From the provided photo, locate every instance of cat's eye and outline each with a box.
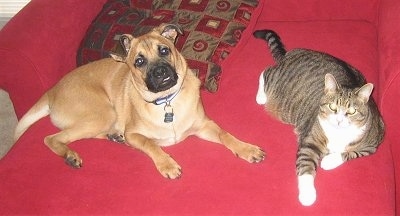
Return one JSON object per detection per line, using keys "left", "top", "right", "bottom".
{"left": 347, "top": 107, "right": 357, "bottom": 115}
{"left": 328, "top": 103, "right": 338, "bottom": 112}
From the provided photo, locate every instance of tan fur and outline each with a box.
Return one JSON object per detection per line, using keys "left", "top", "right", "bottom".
{"left": 14, "top": 24, "right": 264, "bottom": 179}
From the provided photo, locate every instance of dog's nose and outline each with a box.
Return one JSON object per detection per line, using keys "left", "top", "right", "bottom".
{"left": 146, "top": 63, "right": 178, "bottom": 93}
{"left": 154, "top": 67, "right": 167, "bottom": 78}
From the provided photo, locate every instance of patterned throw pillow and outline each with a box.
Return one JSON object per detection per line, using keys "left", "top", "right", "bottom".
{"left": 77, "top": 0, "right": 261, "bottom": 92}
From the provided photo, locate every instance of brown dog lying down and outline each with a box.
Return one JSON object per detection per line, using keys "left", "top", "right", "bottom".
{"left": 14, "top": 24, "right": 265, "bottom": 179}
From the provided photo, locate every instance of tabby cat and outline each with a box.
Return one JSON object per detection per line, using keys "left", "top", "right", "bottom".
{"left": 253, "top": 30, "right": 385, "bottom": 206}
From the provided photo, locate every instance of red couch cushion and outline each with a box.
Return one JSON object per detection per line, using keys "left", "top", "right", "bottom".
{"left": 0, "top": 18, "right": 394, "bottom": 215}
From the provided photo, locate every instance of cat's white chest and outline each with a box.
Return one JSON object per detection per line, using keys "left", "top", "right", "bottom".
{"left": 318, "top": 117, "right": 365, "bottom": 153}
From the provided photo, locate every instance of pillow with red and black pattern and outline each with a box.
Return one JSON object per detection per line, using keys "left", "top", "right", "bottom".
{"left": 77, "top": 0, "right": 261, "bottom": 92}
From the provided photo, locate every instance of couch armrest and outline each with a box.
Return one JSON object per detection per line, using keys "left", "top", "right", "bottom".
{"left": 258, "top": 0, "right": 379, "bottom": 23}
{"left": 0, "top": 0, "right": 107, "bottom": 118}
{"left": 378, "top": 0, "right": 400, "bottom": 208}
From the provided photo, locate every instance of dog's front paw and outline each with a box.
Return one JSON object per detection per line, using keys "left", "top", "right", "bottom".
{"left": 64, "top": 150, "right": 83, "bottom": 168}
{"left": 235, "top": 143, "right": 265, "bottom": 163}
{"left": 155, "top": 156, "right": 182, "bottom": 179}
{"left": 107, "top": 133, "right": 125, "bottom": 143}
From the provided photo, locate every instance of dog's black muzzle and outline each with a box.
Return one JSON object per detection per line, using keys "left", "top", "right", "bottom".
{"left": 145, "top": 62, "right": 178, "bottom": 93}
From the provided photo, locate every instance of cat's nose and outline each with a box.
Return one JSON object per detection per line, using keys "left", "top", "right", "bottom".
{"left": 336, "top": 113, "right": 345, "bottom": 125}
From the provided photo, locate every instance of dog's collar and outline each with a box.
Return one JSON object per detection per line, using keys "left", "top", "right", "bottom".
{"left": 151, "top": 90, "right": 180, "bottom": 105}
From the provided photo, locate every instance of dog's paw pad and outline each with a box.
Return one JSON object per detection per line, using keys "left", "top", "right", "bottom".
{"left": 251, "top": 147, "right": 266, "bottom": 163}
{"left": 237, "top": 144, "right": 266, "bottom": 163}
{"left": 107, "top": 133, "right": 125, "bottom": 143}
{"left": 156, "top": 156, "right": 182, "bottom": 179}
{"left": 64, "top": 151, "right": 82, "bottom": 168}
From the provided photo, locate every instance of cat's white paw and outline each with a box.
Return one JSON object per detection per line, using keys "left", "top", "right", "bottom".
{"left": 321, "top": 153, "right": 344, "bottom": 170}
{"left": 256, "top": 72, "right": 267, "bottom": 105}
{"left": 298, "top": 174, "right": 317, "bottom": 206}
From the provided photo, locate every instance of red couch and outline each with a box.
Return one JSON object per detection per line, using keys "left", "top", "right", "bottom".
{"left": 1, "top": 0, "right": 399, "bottom": 215}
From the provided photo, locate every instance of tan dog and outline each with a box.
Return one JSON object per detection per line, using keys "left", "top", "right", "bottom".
{"left": 14, "top": 24, "right": 265, "bottom": 179}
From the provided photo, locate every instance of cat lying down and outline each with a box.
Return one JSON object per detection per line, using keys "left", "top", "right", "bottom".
{"left": 253, "top": 29, "right": 385, "bottom": 206}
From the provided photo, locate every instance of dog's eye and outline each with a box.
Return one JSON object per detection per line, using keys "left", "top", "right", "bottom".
{"left": 135, "top": 56, "right": 146, "bottom": 67}
{"left": 159, "top": 47, "right": 170, "bottom": 56}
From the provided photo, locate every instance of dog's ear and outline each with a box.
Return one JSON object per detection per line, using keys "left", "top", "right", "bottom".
{"left": 157, "top": 23, "right": 183, "bottom": 43}
{"left": 110, "top": 34, "right": 134, "bottom": 62}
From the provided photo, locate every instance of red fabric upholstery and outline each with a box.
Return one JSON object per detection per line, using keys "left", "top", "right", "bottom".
{"left": 0, "top": 0, "right": 398, "bottom": 215}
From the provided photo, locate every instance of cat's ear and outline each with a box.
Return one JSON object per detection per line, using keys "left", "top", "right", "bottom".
{"left": 324, "top": 73, "right": 339, "bottom": 94}
{"left": 356, "top": 83, "right": 374, "bottom": 103}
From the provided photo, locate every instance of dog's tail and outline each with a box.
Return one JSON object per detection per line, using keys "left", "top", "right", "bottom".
{"left": 14, "top": 94, "right": 50, "bottom": 142}
{"left": 253, "top": 29, "right": 287, "bottom": 63}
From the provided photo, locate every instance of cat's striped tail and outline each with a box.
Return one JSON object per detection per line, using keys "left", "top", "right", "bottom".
{"left": 253, "top": 29, "right": 287, "bottom": 63}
